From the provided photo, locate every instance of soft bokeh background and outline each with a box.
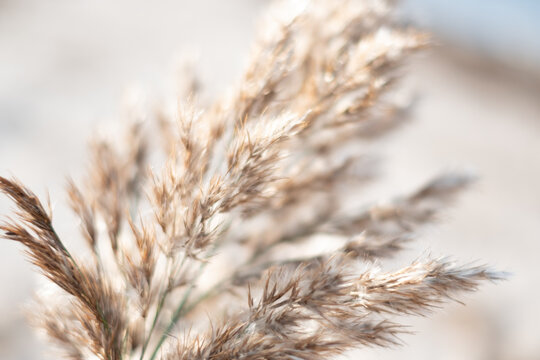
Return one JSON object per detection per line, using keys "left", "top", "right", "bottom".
{"left": 1, "top": 1, "right": 539, "bottom": 359}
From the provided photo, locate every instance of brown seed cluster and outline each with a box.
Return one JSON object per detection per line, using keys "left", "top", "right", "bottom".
{"left": 0, "top": 1, "right": 503, "bottom": 360}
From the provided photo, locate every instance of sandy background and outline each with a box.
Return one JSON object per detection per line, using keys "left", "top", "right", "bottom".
{"left": 1, "top": 1, "right": 539, "bottom": 359}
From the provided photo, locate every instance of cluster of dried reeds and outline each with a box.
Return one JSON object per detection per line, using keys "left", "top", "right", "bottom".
{"left": 0, "top": 0, "right": 503, "bottom": 359}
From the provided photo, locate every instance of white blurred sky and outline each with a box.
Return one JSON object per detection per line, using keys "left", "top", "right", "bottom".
{"left": 402, "top": 0, "right": 540, "bottom": 71}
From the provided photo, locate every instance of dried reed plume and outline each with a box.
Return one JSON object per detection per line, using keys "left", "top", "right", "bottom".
{"left": 1, "top": 0, "right": 504, "bottom": 359}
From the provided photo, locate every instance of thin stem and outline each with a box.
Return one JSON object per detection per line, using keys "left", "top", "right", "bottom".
{"left": 181, "top": 282, "right": 225, "bottom": 316}
{"left": 148, "top": 260, "right": 208, "bottom": 360}
{"left": 139, "top": 254, "right": 187, "bottom": 360}
{"left": 138, "top": 290, "right": 168, "bottom": 360}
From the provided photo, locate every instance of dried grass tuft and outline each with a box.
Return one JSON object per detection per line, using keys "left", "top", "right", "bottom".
{"left": 1, "top": 1, "right": 504, "bottom": 359}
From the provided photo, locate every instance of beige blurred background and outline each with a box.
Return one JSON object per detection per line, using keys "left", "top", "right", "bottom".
{"left": 1, "top": 1, "right": 539, "bottom": 359}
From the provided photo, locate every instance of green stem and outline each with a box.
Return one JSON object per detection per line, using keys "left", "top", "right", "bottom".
{"left": 139, "top": 292, "right": 167, "bottom": 360}
{"left": 139, "top": 255, "right": 186, "bottom": 360}
{"left": 148, "top": 260, "right": 208, "bottom": 360}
